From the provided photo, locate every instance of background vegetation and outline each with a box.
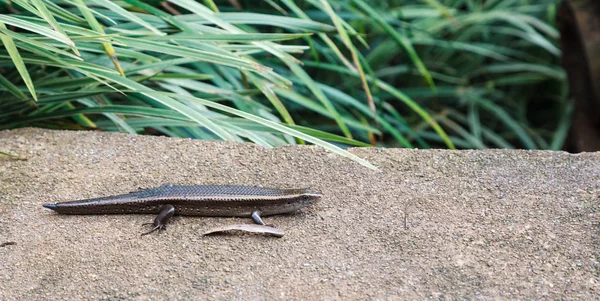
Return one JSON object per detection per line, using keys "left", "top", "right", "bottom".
{"left": 0, "top": 0, "right": 566, "bottom": 168}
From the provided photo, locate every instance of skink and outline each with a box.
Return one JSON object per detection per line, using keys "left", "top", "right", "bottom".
{"left": 42, "top": 184, "right": 322, "bottom": 235}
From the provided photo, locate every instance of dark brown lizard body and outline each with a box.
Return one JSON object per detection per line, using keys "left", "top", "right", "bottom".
{"left": 43, "top": 184, "right": 321, "bottom": 235}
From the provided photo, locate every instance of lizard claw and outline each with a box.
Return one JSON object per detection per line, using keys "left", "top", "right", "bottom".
{"left": 141, "top": 224, "right": 166, "bottom": 236}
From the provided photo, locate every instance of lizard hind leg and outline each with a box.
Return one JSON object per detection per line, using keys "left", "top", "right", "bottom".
{"left": 141, "top": 204, "right": 175, "bottom": 236}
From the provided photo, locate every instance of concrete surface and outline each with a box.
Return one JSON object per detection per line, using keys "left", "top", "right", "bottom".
{"left": 0, "top": 128, "right": 598, "bottom": 300}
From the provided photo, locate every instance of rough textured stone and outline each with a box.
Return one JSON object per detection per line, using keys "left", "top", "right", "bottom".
{"left": 0, "top": 128, "right": 598, "bottom": 299}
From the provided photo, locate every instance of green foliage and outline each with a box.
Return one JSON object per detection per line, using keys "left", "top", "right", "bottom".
{"left": 0, "top": 0, "right": 566, "bottom": 168}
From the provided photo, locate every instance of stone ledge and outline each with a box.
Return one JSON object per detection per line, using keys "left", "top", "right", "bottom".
{"left": 0, "top": 128, "right": 598, "bottom": 299}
